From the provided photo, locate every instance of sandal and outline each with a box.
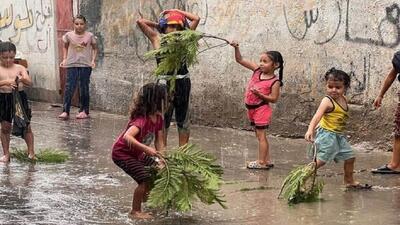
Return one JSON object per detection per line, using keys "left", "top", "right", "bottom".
{"left": 346, "top": 183, "right": 372, "bottom": 190}
{"left": 247, "top": 161, "right": 272, "bottom": 170}
{"left": 371, "top": 164, "right": 400, "bottom": 174}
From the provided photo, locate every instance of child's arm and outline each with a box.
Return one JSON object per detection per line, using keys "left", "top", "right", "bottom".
{"left": 60, "top": 42, "right": 69, "bottom": 67}
{"left": 154, "top": 129, "right": 166, "bottom": 155}
{"left": 251, "top": 81, "right": 281, "bottom": 103}
{"left": 18, "top": 67, "right": 32, "bottom": 87}
{"left": 136, "top": 18, "right": 160, "bottom": 49}
{"left": 230, "top": 41, "right": 258, "bottom": 71}
{"left": 90, "top": 40, "right": 98, "bottom": 68}
{"left": 123, "top": 126, "right": 158, "bottom": 156}
{"left": 164, "top": 9, "right": 200, "bottom": 30}
{"left": 304, "top": 97, "right": 332, "bottom": 142}
{"left": 374, "top": 67, "right": 397, "bottom": 108}
{"left": 0, "top": 79, "right": 17, "bottom": 89}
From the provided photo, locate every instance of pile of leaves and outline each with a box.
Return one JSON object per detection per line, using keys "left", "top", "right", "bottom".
{"left": 278, "top": 162, "right": 324, "bottom": 204}
{"left": 145, "top": 30, "right": 202, "bottom": 77}
{"left": 147, "top": 143, "right": 226, "bottom": 212}
{"left": 11, "top": 148, "right": 70, "bottom": 163}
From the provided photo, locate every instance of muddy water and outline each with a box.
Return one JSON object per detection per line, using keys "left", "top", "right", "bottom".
{"left": 1, "top": 102, "right": 400, "bottom": 225}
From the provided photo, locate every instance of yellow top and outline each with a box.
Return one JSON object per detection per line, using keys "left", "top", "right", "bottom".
{"left": 319, "top": 96, "right": 349, "bottom": 133}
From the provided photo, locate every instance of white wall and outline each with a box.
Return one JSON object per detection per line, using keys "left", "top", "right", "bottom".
{"left": 0, "top": 0, "right": 58, "bottom": 94}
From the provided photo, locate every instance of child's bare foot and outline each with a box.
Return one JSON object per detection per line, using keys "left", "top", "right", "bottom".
{"left": 128, "top": 211, "right": 153, "bottom": 220}
{"left": 0, "top": 155, "right": 10, "bottom": 163}
{"left": 28, "top": 154, "right": 36, "bottom": 160}
{"left": 58, "top": 112, "right": 69, "bottom": 120}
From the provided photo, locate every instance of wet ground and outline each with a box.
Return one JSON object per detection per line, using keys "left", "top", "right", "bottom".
{"left": 1, "top": 102, "right": 400, "bottom": 225}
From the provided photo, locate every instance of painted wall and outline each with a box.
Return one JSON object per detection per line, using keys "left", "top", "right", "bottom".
{"left": 0, "top": 0, "right": 58, "bottom": 101}
{"left": 84, "top": 0, "right": 400, "bottom": 140}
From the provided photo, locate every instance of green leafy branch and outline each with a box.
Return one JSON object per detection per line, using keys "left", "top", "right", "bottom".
{"left": 147, "top": 143, "right": 226, "bottom": 212}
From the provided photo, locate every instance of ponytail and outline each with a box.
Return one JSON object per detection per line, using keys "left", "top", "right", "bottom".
{"left": 266, "top": 51, "right": 284, "bottom": 86}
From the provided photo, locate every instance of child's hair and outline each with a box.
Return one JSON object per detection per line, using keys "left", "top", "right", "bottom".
{"left": 130, "top": 83, "right": 167, "bottom": 119}
{"left": 265, "top": 51, "right": 284, "bottom": 86}
{"left": 73, "top": 14, "right": 87, "bottom": 23}
{"left": 0, "top": 41, "right": 16, "bottom": 53}
{"left": 324, "top": 67, "right": 351, "bottom": 88}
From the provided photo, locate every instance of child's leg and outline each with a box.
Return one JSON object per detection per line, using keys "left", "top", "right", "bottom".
{"left": 255, "top": 128, "right": 270, "bottom": 165}
{"left": 130, "top": 182, "right": 153, "bottom": 219}
{"left": 24, "top": 125, "right": 34, "bottom": 159}
{"left": 343, "top": 157, "right": 356, "bottom": 185}
{"left": 62, "top": 68, "right": 79, "bottom": 115}
{"left": 0, "top": 121, "right": 12, "bottom": 162}
{"left": 388, "top": 137, "right": 400, "bottom": 169}
{"left": 78, "top": 67, "right": 91, "bottom": 115}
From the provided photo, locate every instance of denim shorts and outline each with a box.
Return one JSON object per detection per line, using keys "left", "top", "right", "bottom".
{"left": 314, "top": 127, "right": 355, "bottom": 163}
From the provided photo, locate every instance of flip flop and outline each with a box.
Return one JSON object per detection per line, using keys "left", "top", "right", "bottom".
{"left": 247, "top": 161, "right": 271, "bottom": 170}
{"left": 345, "top": 183, "right": 372, "bottom": 190}
{"left": 371, "top": 164, "right": 400, "bottom": 174}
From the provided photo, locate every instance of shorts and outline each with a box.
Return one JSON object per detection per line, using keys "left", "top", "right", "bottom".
{"left": 0, "top": 91, "right": 32, "bottom": 123}
{"left": 246, "top": 104, "right": 272, "bottom": 129}
{"left": 113, "top": 155, "right": 156, "bottom": 184}
{"left": 394, "top": 92, "right": 400, "bottom": 137}
{"left": 163, "top": 77, "right": 191, "bottom": 133}
{"left": 314, "top": 127, "right": 355, "bottom": 163}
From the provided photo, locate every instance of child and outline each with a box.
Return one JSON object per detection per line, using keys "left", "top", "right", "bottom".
{"left": 305, "top": 68, "right": 370, "bottom": 189}
{"left": 0, "top": 41, "right": 35, "bottom": 162}
{"left": 230, "top": 41, "right": 284, "bottom": 169}
{"left": 372, "top": 51, "right": 400, "bottom": 174}
{"left": 136, "top": 9, "right": 200, "bottom": 146}
{"left": 59, "top": 15, "right": 98, "bottom": 120}
{"left": 112, "top": 83, "right": 167, "bottom": 219}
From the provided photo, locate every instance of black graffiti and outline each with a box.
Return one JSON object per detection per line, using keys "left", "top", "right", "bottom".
{"left": 304, "top": 8, "right": 318, "bottom": 28}
{"left": 346, "top": 1, "right": 400, "bottom": 48}
{"left": 348, "top": 55, "right": 370, "bottom": 93}
{"left": 284, "top": 1, "right": 400, "bottom": 48}
{"left": 283, "top": 2, "right": 341, "bottom": 44}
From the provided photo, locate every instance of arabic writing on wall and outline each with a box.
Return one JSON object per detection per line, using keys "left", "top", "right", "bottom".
{"left": 0, "top": 0, "right": 53, "bottom": 53}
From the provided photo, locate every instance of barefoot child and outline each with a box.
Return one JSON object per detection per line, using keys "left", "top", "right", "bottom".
{"left": 230, "top": 41, "right": 284, "bottom": 169}
{"left": 137, "top": 9, "right": 200, "bottom": 146}
{"left": 0, "top": 41, "right": 35, "bottom": 162}
{"left": 112, "top": 83, "right": 167, "bottom": 219}
{"left": 305, "top": 68, "right": 370, "bottom": 189}
{"left": 59, "top": 15, "right": 97, "bottom": 120}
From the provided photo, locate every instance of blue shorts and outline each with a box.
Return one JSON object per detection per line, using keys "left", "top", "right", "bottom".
{"left": 315, "top": 128, "right": 355, "bottom": 163}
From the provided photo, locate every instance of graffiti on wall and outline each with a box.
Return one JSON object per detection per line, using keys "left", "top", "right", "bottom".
{"left": 284, "top": 0, "right": 400, "bottom": 48}
{"left": 0, "top": 0, "right": 53, "bottom": 53}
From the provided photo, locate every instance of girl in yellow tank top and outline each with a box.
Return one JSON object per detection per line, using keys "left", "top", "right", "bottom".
{"left": 319, "top": 95, "right": 349, "bottom": 133}
{"left": 304, "top": 68, "right": 371, "bottom": 190}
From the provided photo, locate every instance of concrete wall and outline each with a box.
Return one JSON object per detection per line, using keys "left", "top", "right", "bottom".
{"left": 0, "top": 0, "right": 58, "bottom": 102}
{"left": 84, "top": 0, "right": 400, "bottom": 141}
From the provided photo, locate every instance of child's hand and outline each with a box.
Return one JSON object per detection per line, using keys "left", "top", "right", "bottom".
{"left": 230, "top": 40, "right": 239, "bottom": 48}
{"left": 250, "top": 87, "right": 261, "bottom": 96}
{"left": 146, "top": 147, "right": 158, "bottom": 156}
{"left": 373, "top": 96, "right": 383, "bottom": 109}
{"left": 60, "top": 59, "right": 66, "bottom": 67}
{"left": 304, "top": 130, "right": 315, "bottom": 142}
{"left": 91, "top": 61, "right": 96, "bottom": 69}
{"left": 4, "top": 79, "right": 17, "bottom": 89}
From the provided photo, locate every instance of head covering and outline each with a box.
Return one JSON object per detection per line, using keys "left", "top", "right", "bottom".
{"left": 165, "top": 11, "right": 185, "bottom": 27}
{"left": 392, "top": 51, "right": 400, "bottom": 73}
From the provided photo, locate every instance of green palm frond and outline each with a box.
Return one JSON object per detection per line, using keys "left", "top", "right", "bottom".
{"left": 147, "top": 144, "right": 226, "bottom": 212}
{"left": 278, "top": 162, "right": 324, "bottom": 204}
{"left": 145, "top": 30, "right": 202, "bottom": 77}
{"left": 11, "top": 147, "right": 70, "bottom": 163}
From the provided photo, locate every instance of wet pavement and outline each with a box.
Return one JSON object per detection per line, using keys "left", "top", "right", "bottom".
{"left": 1, "top": 102, "right": 400, "bottom": 225}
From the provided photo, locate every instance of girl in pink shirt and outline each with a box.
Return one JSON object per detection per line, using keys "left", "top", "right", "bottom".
{"left": 59, "top": 15, "right": 97, "bottom": 120}
{"left": 230, "top": 41, "right": 284, "bottom": 169}
{"left": 112, "top": 83, "right": 167, "bottom": 220}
